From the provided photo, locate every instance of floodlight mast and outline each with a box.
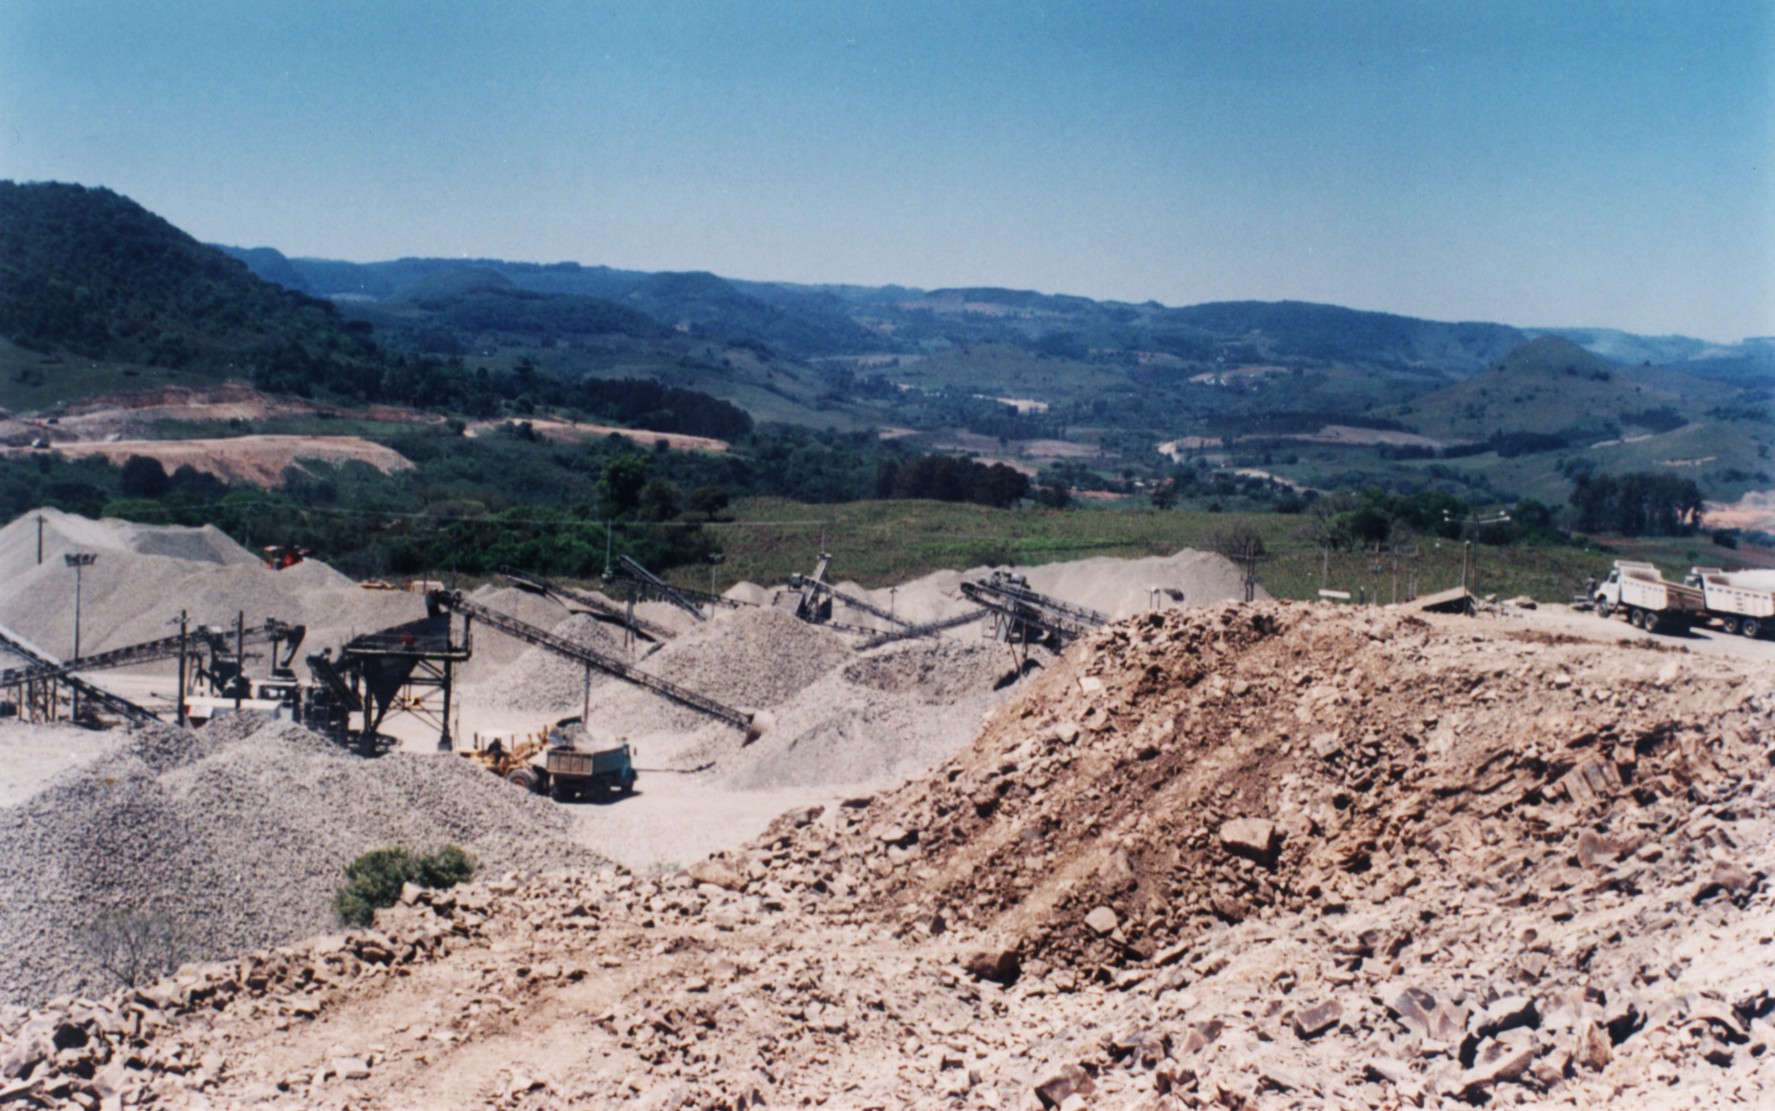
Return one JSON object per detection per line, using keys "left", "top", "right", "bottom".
{"left": 64, "top": 552, "right": 96, "bottom": 719}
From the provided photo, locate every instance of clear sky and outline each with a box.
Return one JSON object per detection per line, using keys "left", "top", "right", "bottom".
{"left": 4, "top": 1, "right": 1771, "bottom": 342}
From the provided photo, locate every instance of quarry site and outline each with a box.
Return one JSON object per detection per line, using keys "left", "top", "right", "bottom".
{"left": 1, "top": 508, "right": 1773, "bottom": 1109}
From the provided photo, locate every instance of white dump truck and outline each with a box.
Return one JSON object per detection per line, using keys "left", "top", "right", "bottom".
{"left": 1593, "top": 561, "right": 1705, "bottom": 633}
{"left": 1685, "top": 567, "right": 1775, "bottom": 638}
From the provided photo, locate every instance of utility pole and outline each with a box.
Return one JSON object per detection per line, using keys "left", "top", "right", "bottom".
{"left": 64, "top": 552, "right": 96, "bottom": 720}
{"left": 234, "top": 611, "right": 244, "bottom": 712}
{"left": 36, "top": 514, "right": 45, "bottom": 565}
{"left": 176, "top": 610, "right": 189, "bottom": 727}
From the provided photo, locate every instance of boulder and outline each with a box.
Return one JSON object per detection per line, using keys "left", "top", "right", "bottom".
{"left": 1220, "top": 819, "right": 1279, "bottom": 864}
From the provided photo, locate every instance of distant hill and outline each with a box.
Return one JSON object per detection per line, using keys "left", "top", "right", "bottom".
{"left": 1386, "top": 336, "right": 1738, "bottom": 442}
{"left": 1, "top": 183, "right": 390, "bottom": 399}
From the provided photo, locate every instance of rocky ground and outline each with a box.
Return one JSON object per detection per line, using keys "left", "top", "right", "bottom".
{"left": 5, "top": 601, "right": 1772, "bottom": 1108}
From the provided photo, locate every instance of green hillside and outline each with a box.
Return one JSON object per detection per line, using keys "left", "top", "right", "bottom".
{"left": 1388, "top": 337, "right": 1737, "bottom": 441}
{"left": 0, "top": 182, "right": 391, "bottom": 401}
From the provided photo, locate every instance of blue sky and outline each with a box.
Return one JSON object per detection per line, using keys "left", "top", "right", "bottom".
{"left": 4, "top": 1, "right": 1771, "bottom": 341}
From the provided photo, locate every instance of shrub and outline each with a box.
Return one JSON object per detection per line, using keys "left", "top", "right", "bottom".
{"left": 334, "top": 844, "right": 477, "bottom": 927}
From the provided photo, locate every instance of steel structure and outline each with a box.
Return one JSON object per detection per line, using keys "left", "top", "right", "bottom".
{"left": 959, "top": 572, "right": 1111, "bottom": 652}
{"left": 502, "top": 566, "right": 674, "bottom": 643}
{"left": 854, "top": 608, "right": 990, "bottom": 650}
{"left": 432, "top": 590, "right": 753, "bottom": 732}
{"left": 0, "top": 620, "right": 160, "bottom": 726}
{"left": 310, "top": 598, "right": 470, "bottom": 752}
{"left": 787, "top": 552, "right": 913, "bottom": 631}
{"left": 615, "top": 555, "right": 707, "bottom": 622}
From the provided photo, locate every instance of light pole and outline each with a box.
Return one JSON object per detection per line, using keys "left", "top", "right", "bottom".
{"left": 64, "top": 552, "right": 96, "bottom": 719}
{"left": 708, "top": 551, "right": 725, "bottom": 598}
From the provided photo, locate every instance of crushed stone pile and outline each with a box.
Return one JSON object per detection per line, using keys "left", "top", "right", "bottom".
{"left": 5, "top": 605, "right": 1775, "bottom": 1107}
{"left": 718, "top": 636, "right": 1030, "bottom": 792}
{"left": 0, "top": 508, "right": 422, "bottom": 660}
{"left": 485, "top": 604, "right": 845, "bottom": 731}
{"left": 838, "top": 548, "right": 1256, "bottom": 630}
{"left": 0, "top": 714, "right": 602, "bottom": 1009}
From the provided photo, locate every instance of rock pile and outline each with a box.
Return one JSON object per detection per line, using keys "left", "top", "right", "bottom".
{"left": 0, "top": 715, "right": 601, "bottom": 1009}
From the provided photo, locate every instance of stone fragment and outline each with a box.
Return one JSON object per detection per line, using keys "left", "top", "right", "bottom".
{"left": 1219, "top": 819, "right": 1279, "bottom": 864}
{"left": 1390, "top": 987, "right": 1467, "bottom": 1044}
{"left": 685, "top": 858, "right": 746, "bottom": 892}
{"left": 1462, "top": 1037, "right": 1534, "bottom": 1093}
{"left": 1573, "top": 1022, "right": 1611, "bottom": 1072}
{"left": 1034, "top": 1062, "right": 1096, "bottom": 1108}
{"left": 334, "top": 1056, "right": 371, "bottom": 1080}
{"left": 1292, "top": 998, "right": 1342, "bottom": 1040}
{"left": 1694, "top": 860, "right": 1757, "bottom": 902}
{"left": 963, "top": 949, "right": 1022, "bottom": 986}
{"left": 1084, "top": 906, "right": 1119, "bottom": 936}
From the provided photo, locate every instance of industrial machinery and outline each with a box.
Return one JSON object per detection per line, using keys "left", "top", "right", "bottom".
{"left": 299, "top": 597, "right": 470, "bottom": 752}
{"left": 430, "top": 590, "right": 758, "bottom": 737}
{"left": 0, "top": 616, "right": 308, "bottom": 727}
{"left": 0, "top": 620, "right": 161, "bottom": 726}
{"left": 959, "top": 571, "right": 1110, "bottom": 657}
{"left": 502, "top": 566, "right": 675, "bottom": 644}
{"left": 784, "top": 551, "right": 916, "bottom": 635}
{"left": 854, "top": 608, "right": 990, "bottom": 650}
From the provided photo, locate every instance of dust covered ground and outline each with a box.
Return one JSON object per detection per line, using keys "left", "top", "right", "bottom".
{"left": 7, "top": 602, "right": 1774, "bottom": 1108}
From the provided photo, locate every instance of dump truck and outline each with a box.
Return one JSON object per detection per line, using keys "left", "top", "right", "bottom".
{"left": 503, "top": 718, "right": 637, "bottom": 801}
{"left": 1685, "top": 567, "right": 1775, "bottom": 638}
{"left": 1592, "top": 561, "right": 1705, "bottom": 633}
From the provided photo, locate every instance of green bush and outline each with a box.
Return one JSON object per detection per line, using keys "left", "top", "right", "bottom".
{"left": 334, "top": 844, "right": 477, "bottom": 927}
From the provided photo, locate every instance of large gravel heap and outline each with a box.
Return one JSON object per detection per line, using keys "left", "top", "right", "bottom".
{"left": 0, "top": 508, "right": 422, "bottom": 658}
{"left": 0, "top": 713, "right": 600, "bottom": 1008}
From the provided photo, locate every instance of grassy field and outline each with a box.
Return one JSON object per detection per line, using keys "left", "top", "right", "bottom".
{"left": 0, "top": 339, "right": 220, "bottom": 411}
{"left": 655, "top": 498, "right": 1769, "bottom": 605}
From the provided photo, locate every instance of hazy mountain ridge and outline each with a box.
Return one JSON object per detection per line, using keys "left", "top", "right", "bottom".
{"left": 220, "top": 244, "right": 1774, "bottom": 384}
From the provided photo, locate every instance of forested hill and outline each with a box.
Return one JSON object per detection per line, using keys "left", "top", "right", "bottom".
{"left": 0, "top": 182, "right": 391, "bottom": 397}
{"left": 222, "top": 246, "right": 1775, "bottom": 385}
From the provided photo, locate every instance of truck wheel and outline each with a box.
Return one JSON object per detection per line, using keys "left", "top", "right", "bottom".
{"left": 507, "top": 768, "right": 540, "bottom": 793}
{"left": 1628, "top": 608, "right": 1645, "bottom": 629}
{"left": 1720, "top": 616, "right": 1740, "bottom": 636}
{"left": 1596, "top": 599, "right": 1614, "bottom": 618}
{"left": 1745, "top": 618, "right": 1762, "bottom": 639}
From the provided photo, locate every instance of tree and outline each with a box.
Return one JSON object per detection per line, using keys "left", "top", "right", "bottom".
{"left": 119, "top": 454, "right": 170, "bottom": 499}
{"left": 637, "top": 478, "right": 684, "bottom": 521}
{"left": 688, "top": 484, "right": 731, "bottom": 521}
{"left": 597, "top": 454, "right": 650, "bottom": 515}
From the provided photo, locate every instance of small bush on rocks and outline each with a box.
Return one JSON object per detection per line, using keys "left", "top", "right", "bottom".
{"left": 335, "top": 844, "right": 477, "bottom": 927}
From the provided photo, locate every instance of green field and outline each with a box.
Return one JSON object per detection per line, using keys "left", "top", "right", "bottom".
{"left": 652, "top": 498, "right": 1763, "bottom": 605}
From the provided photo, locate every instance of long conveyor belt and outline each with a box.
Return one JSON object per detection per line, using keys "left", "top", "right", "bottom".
{"left": 0, "top": 620, "right": 161, "bottom": 725}
{"left": 433, "top": 592, "right": 751, "bottom": 731}
{"left": 501, "top": 567, "right": 675, "bottom": 642}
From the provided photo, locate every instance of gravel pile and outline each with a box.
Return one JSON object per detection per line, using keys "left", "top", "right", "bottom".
{"left": 484, "top": 611, "right": 636, "bottom": 715}
{"left": 0, "top": 714, "right": 601, "bottom": 1008}
{"left": 0, "top": 508, "right": 422, "bottom": 660}
{"left": 717, "top": 638, "right": 1029, "bottom": 792}
{"left": 485, "top": 605, "right": 846, "bottom": 732}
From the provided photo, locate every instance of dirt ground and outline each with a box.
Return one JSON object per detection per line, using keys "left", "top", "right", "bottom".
{"left": 463, "top": 419, "right": 729, "bottom": 453}
{"left": 0, "top": 436, "right": 414, "bottom": 487}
